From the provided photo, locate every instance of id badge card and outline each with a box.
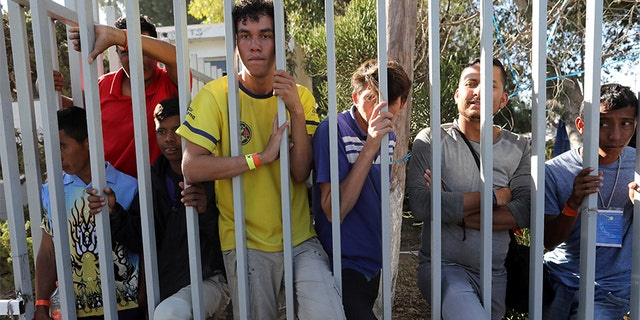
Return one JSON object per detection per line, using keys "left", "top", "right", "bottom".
{"left": 596, "top": 208, "right": 623, "bottom": 247}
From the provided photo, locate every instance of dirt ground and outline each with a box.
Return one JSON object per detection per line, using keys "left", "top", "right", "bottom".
{"left": 393, "top": 213, "right": 430, "bottom": 319}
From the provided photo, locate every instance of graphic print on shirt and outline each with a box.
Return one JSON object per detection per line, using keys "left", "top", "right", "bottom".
{"left": 58, "top": 196, "right": 139, "bottom": 316}
{"left": 240, "top": 121, "right": 252, "bottom": 145}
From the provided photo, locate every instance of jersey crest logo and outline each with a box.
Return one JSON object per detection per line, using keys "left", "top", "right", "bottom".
{"left": 240, "top": 121, "right": 252, "bottom": 145}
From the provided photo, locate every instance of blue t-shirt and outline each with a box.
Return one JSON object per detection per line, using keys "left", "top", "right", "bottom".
{"left": 544, "top": 147, "right": 634, "bottom": 300}
{"left": 41, "top": 162, "right": 140, "bottom": 317}
{"left": 312, "top": 106, "right": 395, "bottom": 280}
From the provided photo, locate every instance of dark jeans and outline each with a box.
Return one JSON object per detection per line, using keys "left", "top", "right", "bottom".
{"left": 79, "top": 307, "right": 145, "bottom": 320}
{"left": 342, "top": 268, "right": 381, "bottom": 320}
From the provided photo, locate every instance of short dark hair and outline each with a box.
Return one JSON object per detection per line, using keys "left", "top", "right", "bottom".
{"left": 579, "top": 83, "right": 639, "bottom": 117}
{"left": 463, "top": 58, "right": 508, "bottom": 90}
{"left": 232, "top": 0, "right": 274, "bottom": 34}
{"left": 154, "top": 97, "right": 180, "bottom": 122}
{"left": 351, "top": 59, "right": 412, "bottom": 105}
{"left": 114, "top": 15, "right": 158, "bottom": 38}
{"left": 57, "top": 106, "right": 88, "bottom": 143}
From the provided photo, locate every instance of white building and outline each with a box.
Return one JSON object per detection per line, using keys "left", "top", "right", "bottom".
{"left": 157, "top": 23, "right": 228, "bottom": 78}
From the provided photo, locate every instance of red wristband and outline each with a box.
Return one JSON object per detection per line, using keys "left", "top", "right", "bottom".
{"left": 252, "top": 153, "right": 261, "bottom": 168}
{"left": 562, "top": 203, "right": 580, "bottom": 217}
{"left": 35, "top": 299, "right": 51, "bottom": 307}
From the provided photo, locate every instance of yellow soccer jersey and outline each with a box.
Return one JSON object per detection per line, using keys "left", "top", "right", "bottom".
{"left": 177, "top": 76, "right": 319, "bottom": 252}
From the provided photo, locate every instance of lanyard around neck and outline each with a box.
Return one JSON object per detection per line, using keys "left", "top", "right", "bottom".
{"left": 597, "top": 156, "right": 622, "bottom": 209}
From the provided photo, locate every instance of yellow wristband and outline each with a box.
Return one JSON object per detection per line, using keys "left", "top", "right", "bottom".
{"left": 245, "top": 154, "right": 256, "bottom": 170}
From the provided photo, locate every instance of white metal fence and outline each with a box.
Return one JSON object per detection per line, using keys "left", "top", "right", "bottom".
{"left": 1, "top": 0, "right": 638, "bottom": 319}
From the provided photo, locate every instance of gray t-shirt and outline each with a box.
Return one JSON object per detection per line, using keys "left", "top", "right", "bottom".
{"left": 407, "top": 123, "right": 531, "bottom": 272}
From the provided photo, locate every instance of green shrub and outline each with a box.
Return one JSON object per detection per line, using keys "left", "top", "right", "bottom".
{"left": 0, "top": 208, "right": 35, "bottom": 298}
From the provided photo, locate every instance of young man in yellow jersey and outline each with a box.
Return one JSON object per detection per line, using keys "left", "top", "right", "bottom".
{"left": 176, "top": 0, "right": 344, "bottom": 319}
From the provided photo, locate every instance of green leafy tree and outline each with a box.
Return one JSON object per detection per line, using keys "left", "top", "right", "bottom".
{"left": 0, "top": 212, "right": 34, "bottom": 297}
{"left": 289, "top": 0, "right": 378, "bottom": 119}
{"left": 96, "top": 0, "right": 204, "bottom": 27}
{"left": 3, "top": 10, "right": 36, "bottom": 101}
{"left": 3, "top": 10, "right": 71, "bottom": 101}
{"left": 139, "top": 0, "right": 203, "bottom": 27}
{"left": 188, "top": 0, "right": 225, "bottom": 24}
{"left": 489, "top": 0, "right": 639, "bottom": 142}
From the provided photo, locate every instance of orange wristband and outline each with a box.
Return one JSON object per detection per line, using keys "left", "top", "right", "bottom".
{"left": 35, "top": 299, "right": 51, "bottom": 307}
{"left": 252, "top": 153, "right": 261, "bottom": 168}
{"left": 562, "top": 203, "right": 580, "bottom": 217}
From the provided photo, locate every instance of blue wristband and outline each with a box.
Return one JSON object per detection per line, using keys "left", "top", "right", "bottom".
{"left": 492, "top": 191, "right": 497, "bottom": 207}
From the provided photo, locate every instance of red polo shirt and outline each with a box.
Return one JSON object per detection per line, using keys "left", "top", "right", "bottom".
{"left": 98, "top": 66, "right": 178, "bottom": 177}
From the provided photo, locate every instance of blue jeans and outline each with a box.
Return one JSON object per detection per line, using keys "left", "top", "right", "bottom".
{"left": 543, "top": 274, "right": 629, "bottom": 320}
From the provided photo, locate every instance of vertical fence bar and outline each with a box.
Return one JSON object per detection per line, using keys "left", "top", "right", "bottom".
{"left": 272, "top": 1, "right": 295, "bottom": 318}
{"left": 75, "top": 0, "right": 119, "bottom": 317}
{"left": 104, "top": 6, "right": 120, "bottom": 73}
{"left": 8, "top": 0, "right": 45, "bottom": 260}
{"left": 633, "top": 97, "right": 640, "bottom": 320}
{"left": 0, "top": 11, "right": 33, "bottom": 320}
{"left": 189, "top": 54, "right": 199, "bottom": 98}
{"left": 427, "top": 0, "right": 442, "bottom": 318}
{"left": 30, "top": 0, "right": 76, "bottom": 318}
{"left": 223, "top": 0, "right": 249, "bottom": 318}
{"left": 375, "top": 0, "right": 391, "bottom": 318}
{"left": 91, "top": 0, "right": 104, "bottom": 76}
{"left": 578, "top": 0, "right": 604, "bottom": 318}
{"left": 529, "top": 0, "right": 547, "bottom": 318}
{"left": 121, "top": 0, "right": 162, "bottom": 314}
{"left": 173, "top": 0, "right": 206, "bottom": 318}
{"left": 48, "top": 17, "right": 62, "bottom": 107}
{"left": 65, "top": 0, "right": 84, "bottom": 107}
{"left": 325, "top": 0, "right": 342, "bottom": 292}
{"left": 479, "top": 0, "right": 493, "bottom": 316}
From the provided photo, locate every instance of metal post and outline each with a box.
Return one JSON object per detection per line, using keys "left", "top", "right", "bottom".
{"left": 30, "top": 0, "right": 76, "bottom": 317}
{"left": 530, "top": 0, "right": 548, "bottom": 318}
{"left": 479, "top": 0, "right": 494, "bottom": 317}
{"left": 427, "top": 0, "right": 442, "bottom": 318}
{"left": 375, "top": 0, "right": 391, "bottom": 318}
{"left": 223, "top": 0, "right": 249, "bottom": 318}
{"left": 578, "top": 0, "right": 604, "bottom": 319}
{"left": 325, "top": 0, "right": 343, "bottom": 293}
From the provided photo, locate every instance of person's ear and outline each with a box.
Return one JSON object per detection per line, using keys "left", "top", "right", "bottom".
{"left": 499, "top": 92, "right": 508, "bottom": 109}
{"left": 575, "top": 117, "right": 585, "bottom": 135}
{"left": 399, "top": 100, "right": 407, "bottom": 112}
{"left": 352, "top": 91, "right": 358, "bottom": 105}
